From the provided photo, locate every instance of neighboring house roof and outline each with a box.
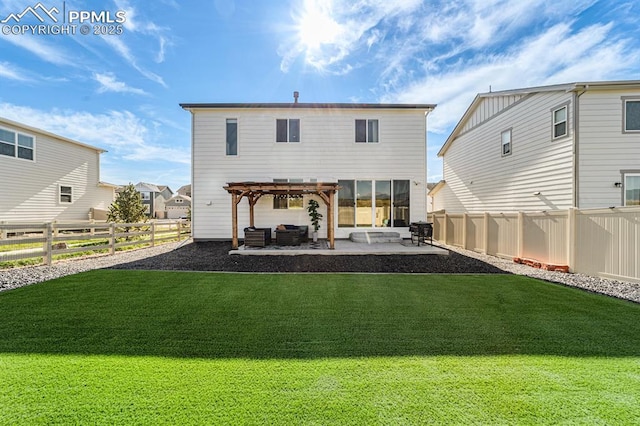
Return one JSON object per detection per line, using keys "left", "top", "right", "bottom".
{"left": 168, "top": 194, "right": 191, "bottom": 202}
{"left": 180, "top": 102, "right": 436, "bottom": 111}
{"left": 177, "top": 184, "right": 191, "bottom": 196}
{"left": 437, "top": 79, "right": 640, "bottom": 157}
{"left": 428, "top": 180, "right": 446, "bottom": 196}
{"left": 98, "top": 181, "right": 119, "bottom": 189}
{"left": 0, "top": 116, "right": 107, "bottom": 153}
{"left": 135, "top": 182, "right": 162, "bottom": 193}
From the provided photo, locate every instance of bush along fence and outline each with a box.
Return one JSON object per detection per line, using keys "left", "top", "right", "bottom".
{"left": 430, "top": 206, "right": 640, "bottom": 283}
{"left": 0, "top": 220, "right": 190, "bottom": 267}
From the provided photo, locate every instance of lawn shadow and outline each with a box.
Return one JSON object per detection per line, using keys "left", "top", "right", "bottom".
{"left": 1, "top": 271, "right": 639, "bottom": 360}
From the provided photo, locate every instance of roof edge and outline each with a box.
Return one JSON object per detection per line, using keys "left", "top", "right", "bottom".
{"left": 180, "top": 102, "right": 436, "bottom": 111}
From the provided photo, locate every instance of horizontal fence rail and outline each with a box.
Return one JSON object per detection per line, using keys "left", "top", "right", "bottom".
{"left": 430, "top": 207, "right": 640, "bottom": 283}
{"left": 0, "top": 220, "right": 191, "bottom": 267}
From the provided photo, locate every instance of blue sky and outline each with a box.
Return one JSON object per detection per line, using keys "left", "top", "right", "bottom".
{"left": 1, "top": 0, "right": 639, "bottom": 191}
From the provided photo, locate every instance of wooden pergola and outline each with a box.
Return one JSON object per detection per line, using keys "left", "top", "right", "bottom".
{"left": 223, "top": 182, "right": 340, "bottom": 250}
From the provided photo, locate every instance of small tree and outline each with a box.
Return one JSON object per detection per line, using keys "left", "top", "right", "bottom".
{"left": 108, "top": 183, "right": 147, "bottom": 224}
{"left": 307, "top": 199, "right": 323, "bottom": 232}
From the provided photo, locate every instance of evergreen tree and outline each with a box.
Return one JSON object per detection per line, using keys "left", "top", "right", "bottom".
{"left": 107, "top": 183, "right": 148, "bottom": 223}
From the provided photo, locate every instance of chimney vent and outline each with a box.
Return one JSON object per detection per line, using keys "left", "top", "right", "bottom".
{"left": 293, "top": 91, "right": 299, "bottom": 103}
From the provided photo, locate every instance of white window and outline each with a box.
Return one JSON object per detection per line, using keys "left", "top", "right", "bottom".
{"left": 175, "top": 199, "right": 184, "bottom": 204}
{"left": 140, "top": 192, "right": 151, "bottom": 201}
{"left": 624, "top": 173, "right": 640, "bottom": 206}
{"left": 355, "top": 119, "right": 379, "bottom": 143}
{"left": 0, "top": 127, "right": 35, "bottom": 161}
{"left": 59, "top": 185, "right": 73, "bottom": 204}
{"left": 501, "top": 129, "right": 512, "bottom": 157}
{"left": 623, "top": 98, "right": 640, "bottom": 132}
{"left": 553, "top": 105, "right": 568, "bottom": 139}
{"left": 276, "top": 119, "right": 300, "bottom": 142}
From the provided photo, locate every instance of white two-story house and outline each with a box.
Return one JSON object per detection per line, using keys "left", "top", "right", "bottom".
{"left": 181, "top": 96, "right": 435, "bottom": 243}
{"left": 0, "top": 116, "right": 115, "bottom": 222}
{"left": 431, "top": 80, "right": 640, "bottom": 212}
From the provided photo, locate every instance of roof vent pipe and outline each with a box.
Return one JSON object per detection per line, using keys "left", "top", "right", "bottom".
{"left": 293, "top": 91, "right": 299, "bottom": 103}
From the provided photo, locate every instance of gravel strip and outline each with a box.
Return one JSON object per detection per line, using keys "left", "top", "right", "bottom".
{"left": 1, "top": 239, "right": 638, "bottom": 303}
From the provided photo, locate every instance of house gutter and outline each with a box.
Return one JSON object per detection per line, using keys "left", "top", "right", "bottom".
{"left": 571, "top": 85, "right": 588, "bottom": 208}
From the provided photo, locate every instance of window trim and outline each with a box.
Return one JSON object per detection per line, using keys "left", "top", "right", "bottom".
{"left": 622, "top": 96, "right": 640, "bottom": 133}
{"left": 501, "top": 128, "right": 512, "bottom": 157}
{"left": 226, "top": 118, "right": 238, "bottom": 156}
{"left": 621, "top": 170, "right": 640, "bottom": 206}
{"left": 275, "top": 118, "right": 301, "bottom": 143}
{"left": 355, "top": 119, "right": 379, "bottom": 143}
{"left": 59, "top": 185, "right": 73, "bottom": 204}
{"left": 0, "top": 125, "right": 36, "bottom": 162}
{"left": 551, "top": 103, "right": 569, "bottom": 140}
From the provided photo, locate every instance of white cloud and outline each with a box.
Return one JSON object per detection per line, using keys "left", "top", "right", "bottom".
{"left": 0, "top": 102, "right": 189, "bottom": 165}
{"left": 93, "top": 72, "right": 147, "bottom": 95}
{"left": 384, "top": 22, "right": 638, "bottom": 134}
{"left": 0, "top": 61, "right": 30, "bottom": 81}
{"left": 114, "top": 0, "right": 172, "bottom": 64}
{"left": 101, "top": 36, "right": 167, "bottom": 87}
{"left": 0, "top": 33, "right": 71, "bottom": 66}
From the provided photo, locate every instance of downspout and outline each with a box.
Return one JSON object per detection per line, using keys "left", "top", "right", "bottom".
{"left": 573, "top": 86, "right": 587, "bottom": 208}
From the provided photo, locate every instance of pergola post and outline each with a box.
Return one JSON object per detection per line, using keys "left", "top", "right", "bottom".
{"left": 327, "top": 190, "right": 335, "bottom": 249}
{"left": 231, "top": 192, "right": 239, "bottom": 249}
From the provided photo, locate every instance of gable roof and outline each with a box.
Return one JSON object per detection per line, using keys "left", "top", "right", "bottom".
{"left": 0, "top": 116, "right": 107, "bottom": 153}
{"left": 135, "top": 182, "right": 162, "bottom": 193}
{"left": 437, "top": 80, "right": 640, "bottom": 157}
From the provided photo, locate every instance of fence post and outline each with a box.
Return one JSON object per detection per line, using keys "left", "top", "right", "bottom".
{"left": 483, "top": 212, "right": 489, "bottom": 254}
{"left": 567, "top": 207, "right": 577, "bottom": 273}
{"left": 177, "top": 220, "right": 182, "bottom": 241}
{"left": 0, "top": 221, "right": 5, "bottom": 240}
{"left": 110, "top": 222, "right": 116, "bottom": 255}
{"left": 44, "top": 222, "right": 53, "bottom": 266}
{"left": 151, "top": 222, "right": 156, "bottom": 247}
{"left": 462, "top": 213, "right": 468, "bottom": 250}
{"left": 518, "top": 211, "right": 525, "bottom": 259}
{"left": 443, "top": 212, "right": 448, "bottom": 245}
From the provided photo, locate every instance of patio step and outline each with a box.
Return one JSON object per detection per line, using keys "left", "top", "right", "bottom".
{"left": 349, "top": 231, "right": 402, "bottom": 244}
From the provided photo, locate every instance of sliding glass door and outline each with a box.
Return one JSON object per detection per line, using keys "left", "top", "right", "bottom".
{"left": 338, "top": 179, "right": 409, "bottom": 228}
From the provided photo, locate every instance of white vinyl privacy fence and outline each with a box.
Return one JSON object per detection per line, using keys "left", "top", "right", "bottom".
{"left": 430, "top": 207, "right": 640, "bottom": 283}
{"left": 0, "top": 220, "right": 190, "bottom": 266}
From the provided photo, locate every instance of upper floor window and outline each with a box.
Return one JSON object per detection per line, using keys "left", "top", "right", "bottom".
{"left": 59, "top": 185, "right": 73, "bottom": 204}
{"left": 226, "top": 118, "right": 238, "bottom": 155}
{"left": 140, "top": 191, "right": 151, "bottom": 201}
{"left": 623, "top": 98, "right": 640, "bottom": 132}
{"left": 175, "top": 198, "right": 184, "bottom": 204}
{"left": 501, "top": 129, "right": 512, "bottom": 157}
{"left": 552, "top": 105, "right": 568, "bottom": 139}
{"left": 0, "top": 127, "right": 35, "bottom": 161}
{"left": 276, "top": 119, "right": 300, "bottom": 143}
{"left": 355, "top": 119, "right": 379, "bottom": 143}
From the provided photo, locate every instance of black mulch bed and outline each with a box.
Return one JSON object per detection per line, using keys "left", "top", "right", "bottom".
{"left": 107, "top": 241, "right": 508, "bottom": 274}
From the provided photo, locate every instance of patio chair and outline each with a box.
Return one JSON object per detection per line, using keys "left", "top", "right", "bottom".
{"left": 243, "top": 227, "right": 272, "bottom": 247}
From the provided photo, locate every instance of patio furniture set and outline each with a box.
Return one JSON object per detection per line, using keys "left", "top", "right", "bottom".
{"left": 243, "top": 225, "right": 309, "bottom": 247}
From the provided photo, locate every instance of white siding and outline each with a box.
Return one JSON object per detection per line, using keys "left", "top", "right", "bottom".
{"left": 437, "top": 91, "right": 574, "bottom": 212}
{"left": 0, "top": 121, "right": 113, "bottom": 222}
{"left": 461, "top": 94, "right": 526, "bottom": 133}
{"left": 191, "top": 107, "right": 428, "bottom": 240}
{"left": 577, "top": 89, "right": 640, "bottom": 208}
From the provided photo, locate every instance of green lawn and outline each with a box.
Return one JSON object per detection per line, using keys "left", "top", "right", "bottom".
{"left": 1, "top": 271, "right": 639, "bottom": 424}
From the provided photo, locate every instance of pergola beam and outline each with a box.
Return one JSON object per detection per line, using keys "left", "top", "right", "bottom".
{"left": 223, "top": 182, "right": 340, "bottom": 249}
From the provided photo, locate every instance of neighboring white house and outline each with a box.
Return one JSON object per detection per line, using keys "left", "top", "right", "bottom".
{"left": 181, "top": 98, "right": 435, "bottom": 241}
{"left": 431, "top": 80, "right": 640, "bottom": 212}
{"left": 0, "top": 116, "right": 115, "bottom": 222}
{"left": 166, "top": 194, "right": 191, "bottom": 219}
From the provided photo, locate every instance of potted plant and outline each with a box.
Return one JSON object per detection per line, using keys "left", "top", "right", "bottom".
{"left": 306, "top": 199, "right": 323, "bottom": 242}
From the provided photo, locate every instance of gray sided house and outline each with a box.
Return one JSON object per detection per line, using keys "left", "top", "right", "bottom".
{"left": 134, "top": 182, "right": 173, "bottom": 219}
{"left": 0, "top": 116, "right": 115, "bottom": 222}
{"left": 181, "top": 99, "right": 436, "bottom": 242}
{"left": 431, "top": 80, "right": 640, "bottom": 212}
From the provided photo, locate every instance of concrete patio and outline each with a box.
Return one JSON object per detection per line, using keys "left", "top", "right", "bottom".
{"left": 230, "top": 239, "right": 449, "bottom": 256}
